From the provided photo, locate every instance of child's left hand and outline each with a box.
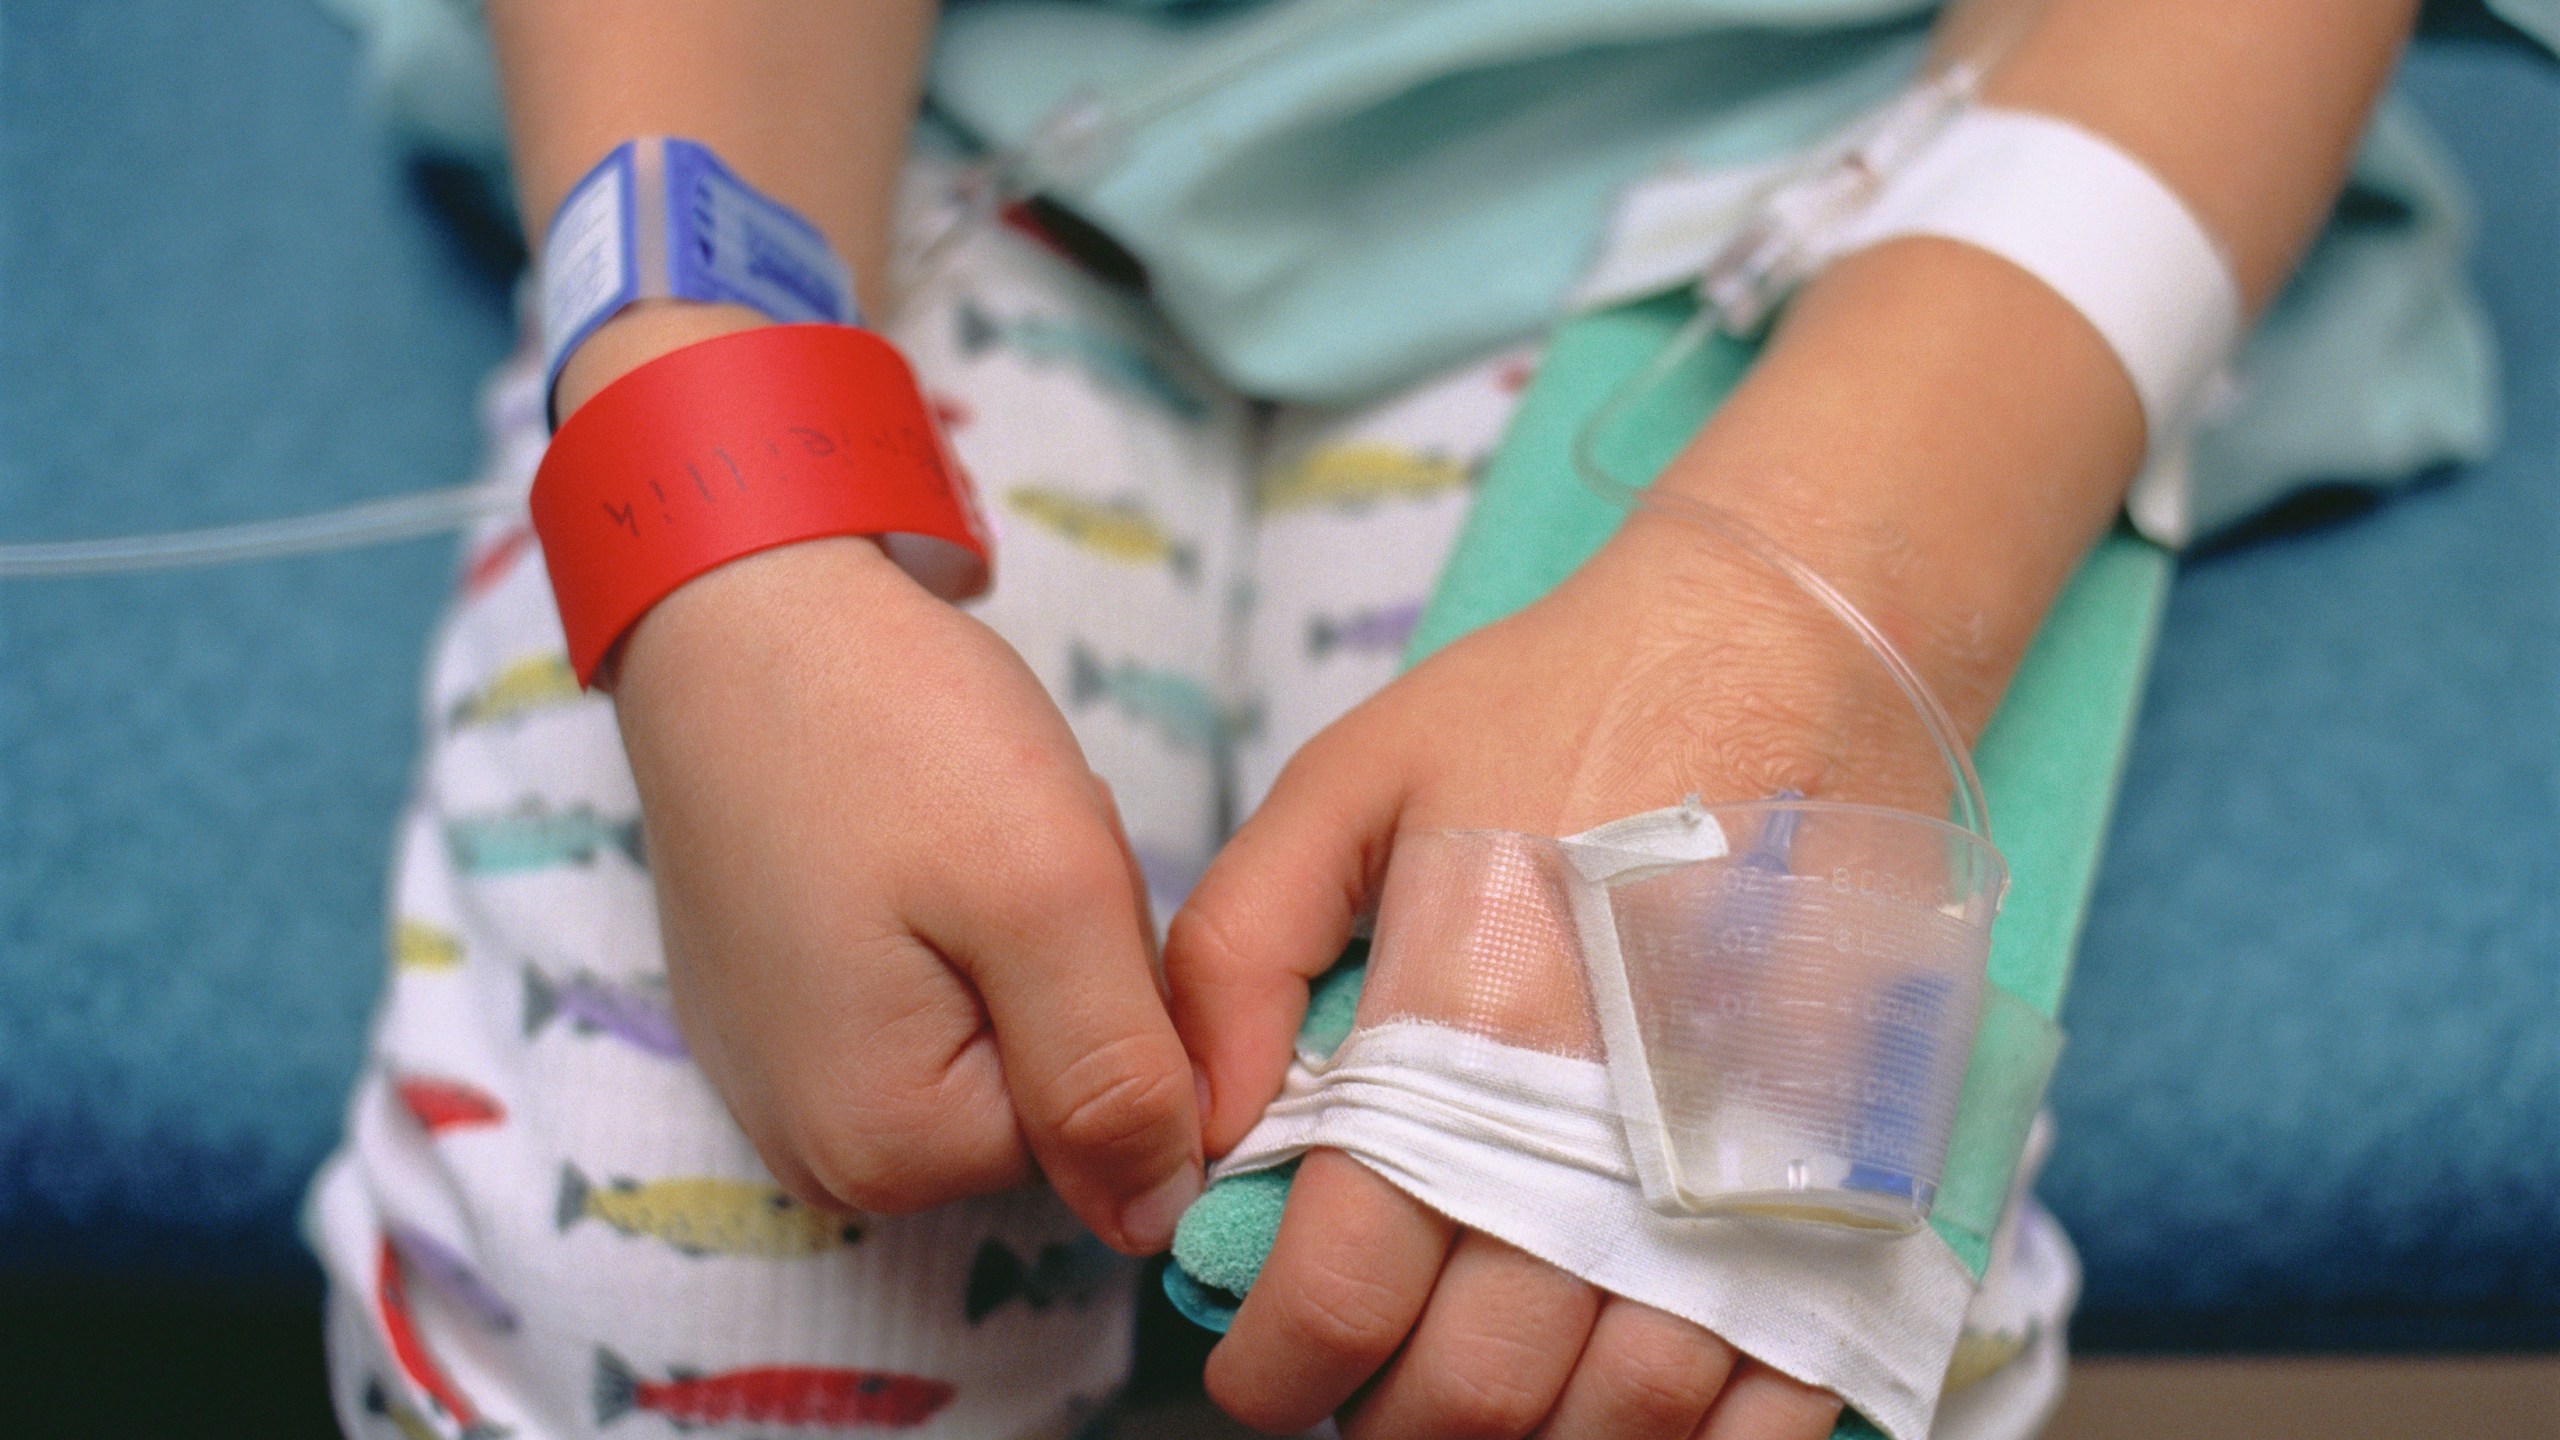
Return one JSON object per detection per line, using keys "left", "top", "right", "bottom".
{"left": 1167, "top": 511, "right": 1963, "bottom": 1438}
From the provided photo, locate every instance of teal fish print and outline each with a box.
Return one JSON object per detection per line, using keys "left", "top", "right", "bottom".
{"left": 444, "top": 803, "right": 644, "bottom": 876}
{"left": 957, "top": 299, "right": 1209, "bottom": 422}
{"left": 1066, "top": 644, "right": 1229, "bottom": 756}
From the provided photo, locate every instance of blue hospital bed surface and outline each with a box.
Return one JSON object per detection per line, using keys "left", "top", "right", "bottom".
{"left": 0, "top": 1, "right": 515, "bottom": 1276}
{"left": 1, "top": 1, "right": 2552, "bottom": 1349}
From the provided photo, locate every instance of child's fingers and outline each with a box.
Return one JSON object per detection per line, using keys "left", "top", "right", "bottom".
{"left": 738, "top": 944, "right": 1036, "bottom": 1216}
{"left": 1340, "top": 1231, "right": 1601, "bottom": 1440}
{"left": 934, "top": 810, "right": 1203, "bottom": 1256}
{"left": 1166, "top": 720, "right": 1407, "bottom": 1155}
{"left": 1692, "top": 1358, "right": 1843, "bottom": 1440}
{"left": 1205, "top": 1149, "right": 1455, "bottom": 1434}
{"left": 1536, "top": 1298, "right": 1737, "bottom": 1440}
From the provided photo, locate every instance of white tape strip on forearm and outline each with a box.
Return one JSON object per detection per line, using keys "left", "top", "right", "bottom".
{"left": 1826, "top": 107, "right": 2242, "bottom": 454}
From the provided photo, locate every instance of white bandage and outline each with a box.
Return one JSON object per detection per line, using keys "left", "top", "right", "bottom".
{"left": 1826, "top": 106, "right": 2243, "bottom": 455}
{"left": 1210, "top": 802, "right": 2020, "bottom": 1439}
{"left": 1218, "top": 1022, "right": 1982, "bottom": 1440}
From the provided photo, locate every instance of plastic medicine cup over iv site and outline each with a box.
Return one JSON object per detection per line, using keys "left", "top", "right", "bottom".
{"left": 0, "top": 4, "right": 2554, "bottom": 1440}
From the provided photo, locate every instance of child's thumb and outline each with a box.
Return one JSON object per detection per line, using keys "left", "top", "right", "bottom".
{"left": 1166, "top": 724, "right": 1406, "bottom": 1157}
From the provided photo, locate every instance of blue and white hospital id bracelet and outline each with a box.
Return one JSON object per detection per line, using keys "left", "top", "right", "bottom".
{"left": 538, "top": 136, "right": 860, "bottom": 415}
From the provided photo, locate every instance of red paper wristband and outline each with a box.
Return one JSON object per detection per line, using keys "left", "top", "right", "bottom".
{"left": 530, "top": 324, "right": 991, "bottom": 683}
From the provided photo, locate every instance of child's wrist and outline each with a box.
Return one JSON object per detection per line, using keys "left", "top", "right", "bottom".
{"left": 1616, "top": 485, "right": 2000, "bottom": 741}
{"left": 533, "top": 323, "right": 986, "bottom": 683}
{"left": 1566, "top": 523, "right": 1958, "bottom": 817}
{"left": 1625, "top": 238, "right": 2150, "bottom": 742}
{"left": 615, "top": 533, "right": 918, "bottom": 696}
{"left": 553, "top": 299, "right": 776, "bottom": 420}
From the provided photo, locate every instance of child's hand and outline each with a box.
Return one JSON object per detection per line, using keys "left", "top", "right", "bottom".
{"left": 1168, "top": 515, "right": 1961, "bottom": 1436}
{"left": 610, "top": 535, "right": 1203, "bottom": 1254}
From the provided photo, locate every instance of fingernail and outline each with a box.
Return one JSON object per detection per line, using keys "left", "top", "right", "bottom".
{"left": 1120, "top": 1161, "right": 1203, "bottom": 1254}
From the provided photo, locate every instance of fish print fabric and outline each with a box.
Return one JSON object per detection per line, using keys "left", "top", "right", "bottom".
{"left": 310, "top": 151, "right": 1525, "bottom": 1440}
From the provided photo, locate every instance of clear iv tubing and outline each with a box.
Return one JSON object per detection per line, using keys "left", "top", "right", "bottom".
{"left": 1569, "top": 320, "right": 1993, "bottom": 845}
{"left": 0, "top": 477, "right": 522, "bottom": 578}
{"left": 1568, "top": 55, "right": 1998, "bottom": 845}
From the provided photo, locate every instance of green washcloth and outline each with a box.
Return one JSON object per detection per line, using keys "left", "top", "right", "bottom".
{"left": 1166, "top": 951, "right": 1369, "bottom": 1315}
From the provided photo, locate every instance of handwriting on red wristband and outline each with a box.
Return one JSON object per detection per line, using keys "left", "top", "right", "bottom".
{"left": 532, "top": 325, "right": 990, "bottom": 683}
{"left": 595, "top": 419, "right": 949, "bottom": 541}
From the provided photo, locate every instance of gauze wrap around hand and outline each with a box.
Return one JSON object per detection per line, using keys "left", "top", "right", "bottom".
{"left": 1193, "top": 803, "right": 2023, "bottom": 1440}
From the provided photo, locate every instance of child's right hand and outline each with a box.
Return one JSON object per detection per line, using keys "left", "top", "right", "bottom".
{"left": 605, "top": 532, "right": 1205, "bottom": 1254}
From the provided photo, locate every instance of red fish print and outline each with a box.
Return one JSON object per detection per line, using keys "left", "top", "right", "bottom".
{"left": 377, "top": 1239, "right": 506, "bottom": 1438}
{"left": 593, "top": 1349, "right": 954, "bottom": 1431}
{"left": 459, "top": 525, "right": 535, "bottom": 599}
{"left": 393, "top": 1074, "right": 505, "bottom": 1135}
{"left": 1496, "top": 355, "right": 1538, "bottom": 393}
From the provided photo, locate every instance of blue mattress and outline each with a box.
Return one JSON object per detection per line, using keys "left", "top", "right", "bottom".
{"left": 0, "top": 0, "right": 513, "bottom": 1276}
{"left": 0, "top": 1, "right": 2551, "bottom": 1345}
{"left": 2045, "top": 43, "right": 2560, "bottom": 1347}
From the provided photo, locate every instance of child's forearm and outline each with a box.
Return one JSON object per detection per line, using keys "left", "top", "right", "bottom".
{"left": 486, "top": 1, "right": 937, "bottom": 417}
{"left": 1647, "top": 0, "right": 2418, "bottom": 739}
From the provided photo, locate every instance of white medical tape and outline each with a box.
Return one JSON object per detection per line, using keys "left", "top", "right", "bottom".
{"left": 1827, "top": 106, "right": 2242, "bottom": 452}
{"left": 1214, "top": 1020, "right": 1979, "bottom": 1440}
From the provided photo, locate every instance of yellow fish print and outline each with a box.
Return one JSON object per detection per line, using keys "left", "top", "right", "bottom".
{"left": 1258, "top": 443, "right": 1473, "bottom": 514}
{"left": 1943, "top": 1323, "right": 2035, "bottom": 1392}
{"left": 1003, "top": 486, "right": 1197, "bottom": 581}
{"left": 557, "top": 1164, "right": 863, "bottom": 1258}
{"left": 448, "top": 653, "right": 582, "bottom": 730}
{"left": 392, "top": 919, "right": 464, "bottom": 973}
